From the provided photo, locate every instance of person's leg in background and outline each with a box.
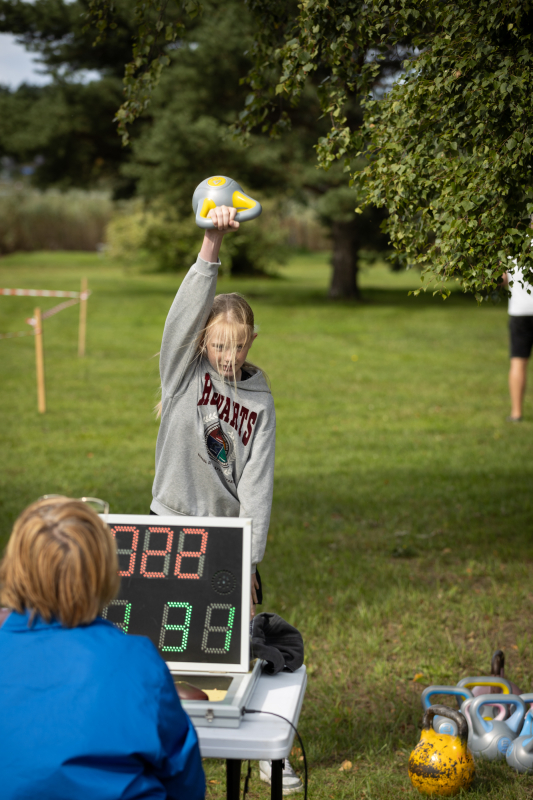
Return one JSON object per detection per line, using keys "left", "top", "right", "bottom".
{"left": 508, "top": 315, "right": 533, "bottom": 421}
{"left": 509, "top": 357, "right": 528, "bottom": 421}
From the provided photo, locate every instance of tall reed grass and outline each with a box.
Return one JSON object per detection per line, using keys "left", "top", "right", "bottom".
{"left": 0, "top": 187, "right": 113, "bottom": 254}
{"left": 0, "top": 186, "right": 328, "bottom": 260}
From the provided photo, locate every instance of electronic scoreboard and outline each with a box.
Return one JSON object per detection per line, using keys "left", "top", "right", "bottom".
{"left": 101, "top": 515, "right": 252, "bottom": 673}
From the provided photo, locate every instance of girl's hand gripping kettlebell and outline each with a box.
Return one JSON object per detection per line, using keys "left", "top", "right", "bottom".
{"left": 192, "top": 176, "right": 262, "bottom": 229}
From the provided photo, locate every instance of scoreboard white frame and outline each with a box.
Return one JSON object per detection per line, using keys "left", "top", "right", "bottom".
{"left": 101, "top": 514, "right": 252, "bottom": 673}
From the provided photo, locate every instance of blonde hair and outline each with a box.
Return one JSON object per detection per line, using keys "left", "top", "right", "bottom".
{"left": 0, "top": 497, "right": 119, "bottom": 628}
{"left": 156, "top": 292, "right": 261, "bottom": 418}
{"left": 199, "top": 292, "right": 256, "bottom": 375}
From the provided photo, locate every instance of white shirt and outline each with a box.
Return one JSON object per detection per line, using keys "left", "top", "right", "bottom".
{"left": 508, "top": 240, "right": 533, "bottom": 316}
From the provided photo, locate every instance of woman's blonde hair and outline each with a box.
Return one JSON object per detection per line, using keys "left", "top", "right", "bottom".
{"left": 0, "top": 497, "right": 119, "bottom": 628}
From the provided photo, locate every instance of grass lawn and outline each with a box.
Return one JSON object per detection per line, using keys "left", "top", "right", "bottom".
{"left": 1, "top": 249, "right": 533, "bottom": 799}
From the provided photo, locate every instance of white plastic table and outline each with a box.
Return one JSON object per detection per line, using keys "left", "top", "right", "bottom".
{"left": 196, "top": 665, "right": 307, "bottom": 800}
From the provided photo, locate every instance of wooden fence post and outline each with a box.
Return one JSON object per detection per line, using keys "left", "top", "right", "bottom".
{"left": 34, "top": 307, "right": 46, "bottom": 414}
{"left": 78, "top": 277, "right": 88, "bottom": 357}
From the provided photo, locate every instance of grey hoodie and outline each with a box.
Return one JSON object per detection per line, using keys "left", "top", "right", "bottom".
{"left": 151, "top": 256, "right": 276, "bottom": 571}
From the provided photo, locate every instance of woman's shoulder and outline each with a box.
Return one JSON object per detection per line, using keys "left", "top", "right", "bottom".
{"left": 88, "top": 618, "right": 169, "bottom": 671}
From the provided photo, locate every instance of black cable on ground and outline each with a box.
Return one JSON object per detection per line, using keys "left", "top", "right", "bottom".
{"left": 243, "top": 708, "right": 308, "bottom": 800}
{"left": 242, "top": 760, "right": 252, "bottom": 800}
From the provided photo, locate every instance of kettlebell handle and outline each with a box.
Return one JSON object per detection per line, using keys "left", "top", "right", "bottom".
{"left": 423, "top": 705, "right": 469, "bottom": 742}
{"left": 492, "top": 649, "right": 505, "bottom": 677}
{"left": 195, "top": 205, "right": 261, "bottom": 229}
{"left": 471, "top": 693, "right": 526, "bottom": 734}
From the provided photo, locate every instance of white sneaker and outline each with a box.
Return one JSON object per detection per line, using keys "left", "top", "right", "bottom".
{"left": 259, "top": 759, "right": 303, "bottom": 794}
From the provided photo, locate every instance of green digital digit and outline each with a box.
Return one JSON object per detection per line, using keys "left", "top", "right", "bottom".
{"left": 201, "top": 604, "right": 236, "bottom": 654}
{"left": 159, "top": 602, "right": 192, "bottom": 652}
{"left": 102, "top": 600, "right": 131, "bottom": 633}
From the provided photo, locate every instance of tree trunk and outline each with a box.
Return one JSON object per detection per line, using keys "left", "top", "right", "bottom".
{"left": 328, "top": 220, "right": 362, "bottom": 300}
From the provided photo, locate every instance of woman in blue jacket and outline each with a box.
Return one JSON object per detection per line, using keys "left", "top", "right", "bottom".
{"left": 0, "top": 496, "right": 205, "bottom": 800}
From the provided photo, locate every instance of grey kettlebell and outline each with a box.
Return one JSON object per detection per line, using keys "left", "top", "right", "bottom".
{"left": 192, "top": 176, "right": 262, "bottom": 229}
{"left": 457, "top": 674, "right": 513, "bottom": 695}
{"left": 461, "top": 697, "right": 508, "bottom": 728}
{"left": 467, "top": 693, "right": 526, "bottom": 760}
{"left": 421, "top": 686, "right": 473, "bottom": 735}
{"left": 507, "top": 709, "right": 533, "bottom": 773}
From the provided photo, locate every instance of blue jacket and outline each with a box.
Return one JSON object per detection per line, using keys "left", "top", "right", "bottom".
{"left": 0, "top": 611, "right": 205, "bottom": 800}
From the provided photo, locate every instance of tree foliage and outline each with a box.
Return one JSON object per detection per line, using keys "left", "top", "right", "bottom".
{"left": 83, "top": 0, "right": 201, "bottom": 143}
{"left": 358, "top": 0, "right": 533, "bottom": 299}
{"left": 76, "top": 0, "right": 533, "bottom": 294}
{"left": 121, "top": 0, "right": 388, "bottom": 280}
{"left": 236, "top": 0, "right": 533, "bottom": 298}
{"left": 0, "top": 0, "right": 139, "bottom": 193}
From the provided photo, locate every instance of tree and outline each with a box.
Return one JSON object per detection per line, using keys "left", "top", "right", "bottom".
{"left": 0, "top": 0, "right": 141, "bottom": 194}
{"left": 233, "top": 0, "right": 533, "bottom": 299}
{"left": 357, "top": 0, "right": 533, "bottom": 299}
{"left": 0, "top": 80, "right": 132, "bottom": 193}
{"left": 124, "top": 0, "right": 391, "bottom": 292}
{"left": 1, "top": 0, "right": 392, "bottom": 293}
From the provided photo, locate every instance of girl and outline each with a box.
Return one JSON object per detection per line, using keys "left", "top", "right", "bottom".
{"left": 151, "top": 205, "right": 275, "bottom": 618}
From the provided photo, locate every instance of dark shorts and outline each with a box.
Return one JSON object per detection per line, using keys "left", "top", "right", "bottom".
{"left": 149, "top": 508, "right": 263, "bottom": 604}
{"left": 509, "top": 316, "right": 533, "bottom": 359}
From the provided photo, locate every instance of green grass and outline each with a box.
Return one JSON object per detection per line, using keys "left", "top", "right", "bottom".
{"left": 1, "top": 250, "right": 533, "bottom": 799}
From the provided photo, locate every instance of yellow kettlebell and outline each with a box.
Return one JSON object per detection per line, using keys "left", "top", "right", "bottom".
{"left": 409, "top": 705, "right": 475, "bottom": 796}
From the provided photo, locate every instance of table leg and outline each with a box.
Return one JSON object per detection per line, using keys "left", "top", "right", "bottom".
{"left": 226, "top": 759, "right": 241, "bottom": 800}
{"left": 271, "top": 759, "right": 283, "bottom": 800}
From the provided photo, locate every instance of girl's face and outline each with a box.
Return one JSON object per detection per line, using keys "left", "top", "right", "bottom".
{"left": 205, "top": 323, "right": 257, "bottom": 380}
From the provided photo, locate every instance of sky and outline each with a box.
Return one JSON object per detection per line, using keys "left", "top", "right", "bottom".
{"left": 0, "top": 33, "right": 51, "bottom": 88}
{"left": 0, "top": 32, "right": 100, "bottom": 88}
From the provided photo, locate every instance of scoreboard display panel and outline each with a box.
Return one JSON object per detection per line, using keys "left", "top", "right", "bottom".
{"left": 101, "top": 515, "right": 252, "bottom": 672}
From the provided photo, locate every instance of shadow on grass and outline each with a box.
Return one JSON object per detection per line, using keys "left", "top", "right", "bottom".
{"left": 226, "top": 282, "right": 489, "bottom": 311}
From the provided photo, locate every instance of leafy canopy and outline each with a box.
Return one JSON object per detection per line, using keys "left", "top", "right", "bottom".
{"left": 79, "top": 0, "right": 533, "bottom": 296}
{"left": 234, "top": 0, "right": 533, "bottom": 298}
{"left": 83, "top": 0, "right": 202, "bottom": 144}
{"left": 357, "top": 0, "right": 533, "bottom": 299}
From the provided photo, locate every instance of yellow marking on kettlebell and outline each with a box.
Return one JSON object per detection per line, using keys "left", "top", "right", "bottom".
{"left": 192, "top": 176, "right": 262, "bottom": 229}
{"left": 409, "top": 705, "right": 474, "bottom": 796}
{"left": 461, "top": 679, "right": 510, "bottom": 694}
{"left": 232, "top": 191, "right": 256, "bottom": 211}
{"left": 199, "top": 198, "right": 217, "bottom": 218}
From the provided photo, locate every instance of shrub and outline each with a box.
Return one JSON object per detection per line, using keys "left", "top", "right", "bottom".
{"left": 105, "top": 199, "right": 290, "bottom": 275}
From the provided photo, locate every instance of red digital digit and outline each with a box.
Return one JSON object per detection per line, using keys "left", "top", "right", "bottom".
{"left": 110, "top": 526, "right": 139, "bottom": 577}
{"left": 140, "top": 527, "right": 174, "bottom": 578}
{"left": 174, "top": 528, "right": 208, "bottom": 579}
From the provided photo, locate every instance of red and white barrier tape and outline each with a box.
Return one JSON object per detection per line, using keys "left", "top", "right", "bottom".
{"left": 0, "top": 288, "right": 87, "bottom": 298}
{"left": 1, "top": 291, "right": 91, "bottom": 340}
{"left": 26, "top": 298, "right": 81, "bottom": 327}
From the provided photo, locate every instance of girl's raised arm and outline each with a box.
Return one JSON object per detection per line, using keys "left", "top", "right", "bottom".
{"left": 159, "top": 208, "right": 239, "bottom": 398}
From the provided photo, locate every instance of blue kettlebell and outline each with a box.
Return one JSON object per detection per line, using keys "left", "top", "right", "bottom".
{"left": 192, "top": 176, "right": 262, "bottom": 229}
{"left": 421, "top": 686, "right": 473, "bottom": 736}
{"left": 467, "top": 693, "right": 526, "bottom": 760}
{"left": 507, "top": 709, "right": 533, "bottom": 773}
{"left": 520, "top": 692, "right": 533, "bottom": 710}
